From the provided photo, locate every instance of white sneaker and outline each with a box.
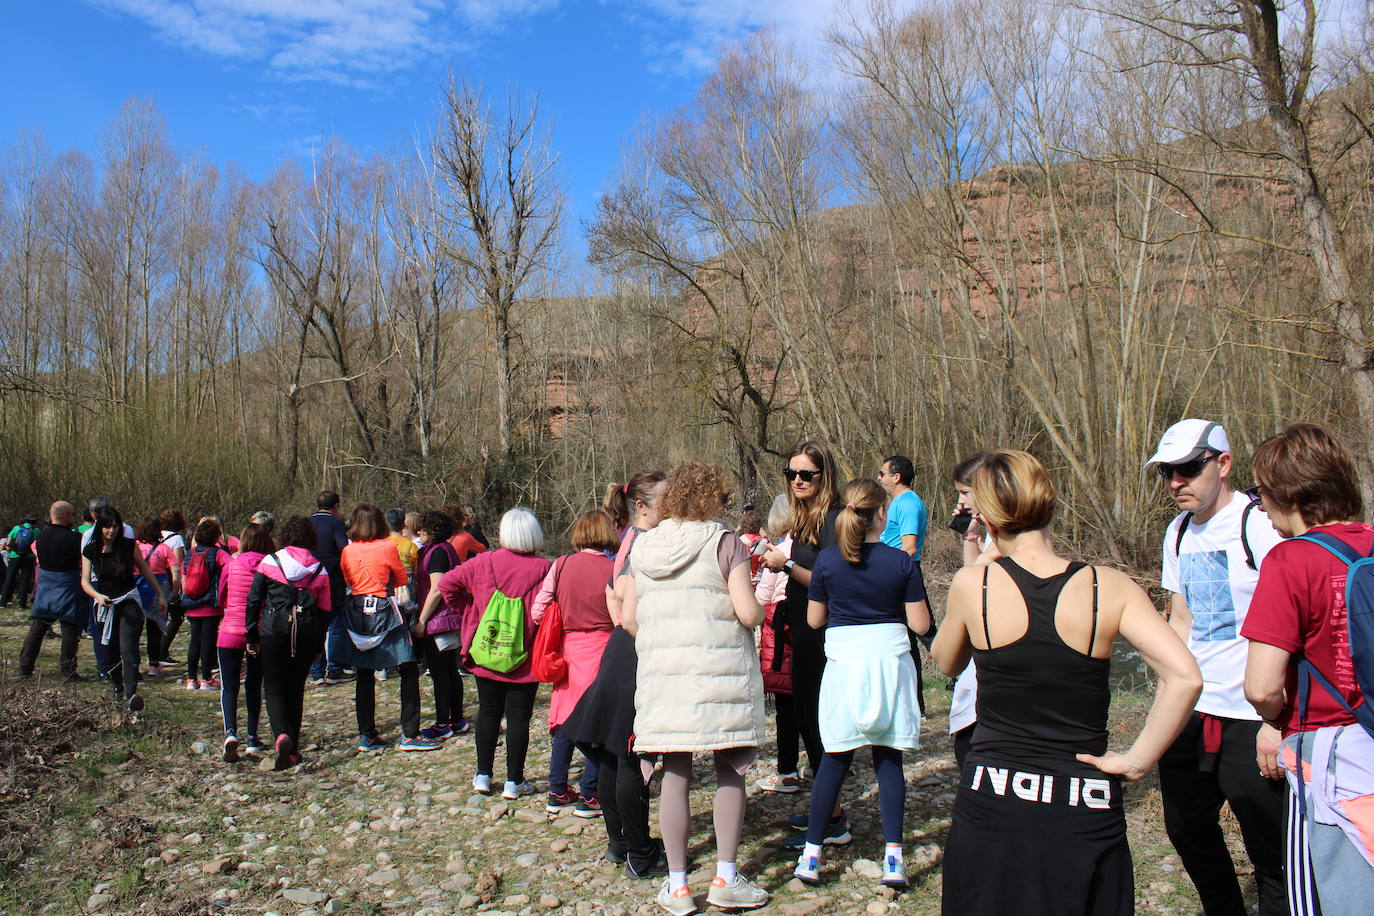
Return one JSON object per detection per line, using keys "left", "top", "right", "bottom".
{"left": 502, "top": 779, "right": 537, "bottom": 799}
{"left": 222, "top": 734, "right": 239, "bottom": 763}
{"left": 793, "top": 851, "right": 821, "bottom": 884}
{"left": 881, "top": 854, "right": 908, "bottom": 889}
{"left": 655, "top": 878, "right": 697, "bottom": 915}
{"left": 705, "top": 874, "right": 768, "bottom": 910}
{"left": 472, "top": 773, "right": 492, "bottom": 795}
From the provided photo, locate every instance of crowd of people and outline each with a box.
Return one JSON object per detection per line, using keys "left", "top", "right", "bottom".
{"left": 4, "top": 420, "right": 1371, "bottom": 915}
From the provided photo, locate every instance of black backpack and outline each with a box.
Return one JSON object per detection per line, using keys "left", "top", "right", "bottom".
{"left": 260, "top": 553, "right": 324, "bottom": 649}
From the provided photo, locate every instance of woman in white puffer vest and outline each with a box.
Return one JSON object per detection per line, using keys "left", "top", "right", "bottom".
{"left": 621, "top": 461, "right": 769, "bottom": 916}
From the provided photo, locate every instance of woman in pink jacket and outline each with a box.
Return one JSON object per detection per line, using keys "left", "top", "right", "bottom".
{"left": 183, "top": 518, "right": 231, "bottom": 690}
{"left": 217, "top": 521, "right": 273, "bottom": 762}
{"left": 434, "top": 508, "right": 551, "bottom": 799}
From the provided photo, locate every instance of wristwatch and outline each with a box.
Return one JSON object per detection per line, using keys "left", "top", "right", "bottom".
{"left": 783, "top": 559, "right": 795, "bottom": 574}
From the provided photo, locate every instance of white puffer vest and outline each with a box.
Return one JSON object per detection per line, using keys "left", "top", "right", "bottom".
{"left": 631, "top": 518, "right": 765, "bottom": 753}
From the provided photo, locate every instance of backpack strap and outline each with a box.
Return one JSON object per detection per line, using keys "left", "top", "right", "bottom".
{"left": 1293, "top": 531, "right": 1366, "bottom": 566}
{"left": 1173, "top": 513, "right": 1194, "bottom": 556}
{"left": 1239, "top": 500, "right": 1257, "bottom": 570}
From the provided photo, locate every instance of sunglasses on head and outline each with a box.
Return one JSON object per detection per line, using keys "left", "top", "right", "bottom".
{"left": 1155, "top": 453, "right": 1217, "bottom": 480}
{"left": 784, "top": 468, "right": 821, "bottom": 482}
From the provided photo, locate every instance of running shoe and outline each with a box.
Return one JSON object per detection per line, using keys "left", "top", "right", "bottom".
{"left": 575, "top": 795, "right": 602, "bottom": 818}
{"left": 782, "top": 816, "right": 851, "bottom": 849}
{"left": 881, "top": 855, "right": 908, "bottom": 890}
{"left": 472, "top": 773, "right": 493, "bottom": 795}
{"left": 223, "top": 734, "right": 240, "bottom": 763}
{"left": 546, "top": 790, "right": 578, "bottom": 814}
{"left": 420, "top": 724, "right": 454, "bottom": 741}
{"left": 705, "top": 874, "right": 768, "bottom": 910}
{"left": 398, "top": 735, "right": 443, "bottom": 752}
{"left": 357, "top": 733, "right": 388, "bottom": 753}
{"left": 756, "top": 771, "right": 802, "bottom": 793}
{"left": 273, "top": 734, "right": 295, "bottom": 770}
{"left": 655, "top": 879, "right": 697, "bottom": 916}
{"left": 502, "top": 780, "right": 537, "bottom": 799}
{"left": 793, "top": 852, "right": 822, "bottom": 885}
{"left": 625, "top": 849, "right": 669, "bottom": 880}
{"left": 199, "top": 678, "right": 220, "bottom": 690}
{"left": 450, "top": 718, "right": 472, "bottom": 735}
{"left": 185, "top": 678, "right": 200, "bottom": 691}
{"left": 244, "top": 735, "right": 267, "bottom": 755}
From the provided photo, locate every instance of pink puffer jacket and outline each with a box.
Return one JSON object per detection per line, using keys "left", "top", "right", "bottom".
{"left": 217, "top": 550, "right": 267, "bottom": 650}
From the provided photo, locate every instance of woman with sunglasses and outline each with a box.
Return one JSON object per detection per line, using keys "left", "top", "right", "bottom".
{"left": 762, "top": 441, "right": 846, "bottom": 841}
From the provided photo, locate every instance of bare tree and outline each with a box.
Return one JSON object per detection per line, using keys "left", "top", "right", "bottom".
{"left": 432, "top": 75, "right": 564, "bottom": 456}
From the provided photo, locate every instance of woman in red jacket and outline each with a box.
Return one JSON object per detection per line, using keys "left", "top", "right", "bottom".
{"left": 433, "top": 507, "right": 551, "bottom": 799}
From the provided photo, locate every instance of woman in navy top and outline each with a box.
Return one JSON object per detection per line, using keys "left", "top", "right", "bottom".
{"left": 793, "top": 478, "right": 931, "bottom": 890}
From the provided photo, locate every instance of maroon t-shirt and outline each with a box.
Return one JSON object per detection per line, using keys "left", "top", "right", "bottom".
{"left": 1242, "top": 522, "right": 1373, "bottom": 732}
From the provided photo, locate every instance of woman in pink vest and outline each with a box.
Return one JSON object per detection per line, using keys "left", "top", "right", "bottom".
{"left": 532, "top": 509, "right": 619, "bottom": 817}
{"left": 433, "top": 508, "right": 550, "bottom": 799}
{"left": 217, "top": 521, "right": 273, "bottom": 762}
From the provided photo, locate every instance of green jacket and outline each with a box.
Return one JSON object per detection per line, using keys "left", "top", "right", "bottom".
{"left": 5, "top": 523, "right": 38, "bottom": 560}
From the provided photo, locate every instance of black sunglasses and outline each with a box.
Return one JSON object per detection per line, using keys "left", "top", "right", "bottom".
{"left": 784, "top": 468, "right": 821, "bottom": 482}
{"left": 1156, "top": 453, "right": 1217, "bottom": 481}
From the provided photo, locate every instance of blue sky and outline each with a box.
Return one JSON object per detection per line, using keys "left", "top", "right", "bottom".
{"left": 0, "top": 0, "right": 847, "bottom": 235}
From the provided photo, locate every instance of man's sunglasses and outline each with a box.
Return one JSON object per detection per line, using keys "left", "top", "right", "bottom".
{"left": 784, "top": 468, "right": 822, "bottom": 482}
{"left": 1155, "top": 453, "right": 1217, "bottom": 480}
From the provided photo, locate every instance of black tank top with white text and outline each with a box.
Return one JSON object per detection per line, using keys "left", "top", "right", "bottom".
{"left": 969, "top": 558, "right": 1110, "bottom": 772}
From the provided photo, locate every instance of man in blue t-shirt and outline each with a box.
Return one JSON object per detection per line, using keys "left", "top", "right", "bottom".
{"left": 878, "top": 455, "right": 928, "bottom": 561}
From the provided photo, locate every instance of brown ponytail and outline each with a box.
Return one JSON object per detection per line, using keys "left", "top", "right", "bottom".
{"left": 835, "top": 478, "right": 886, "bottom": 565}
{"left": 603, "top": 484, "right": 631, "bottom": 530}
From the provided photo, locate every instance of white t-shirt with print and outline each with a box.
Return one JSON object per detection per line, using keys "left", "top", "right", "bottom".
{"left": 1161, "top": 490, "right": 1282, "bottom": 719}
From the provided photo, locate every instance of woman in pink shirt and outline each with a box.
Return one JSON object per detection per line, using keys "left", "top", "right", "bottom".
{"left": 183, "top": 518, "right": 231, "bottom": 690}
{"left": 434, "top": 508, "right": 551, "bottom": 799}
{"left": 217, "top": 521, "right": 273, "bottom": 762}
{"left": 135, "top": 516, "right": 182, "bottom": 677}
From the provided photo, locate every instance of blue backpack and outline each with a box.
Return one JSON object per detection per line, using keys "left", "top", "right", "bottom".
{"left": 1290, "top": 532, "right": 1374, "bottom": 740}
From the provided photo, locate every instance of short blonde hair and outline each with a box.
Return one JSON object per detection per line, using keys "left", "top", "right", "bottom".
{"left": 971, "top": 450, "right": 1056, "bottom": 535}
{"left": 498, "top": 508, "right": 544, "bottom": 554}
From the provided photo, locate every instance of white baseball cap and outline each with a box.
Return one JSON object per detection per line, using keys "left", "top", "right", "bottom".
{"left": 1144, "top": 419, "right": 1231, "bottom": 469}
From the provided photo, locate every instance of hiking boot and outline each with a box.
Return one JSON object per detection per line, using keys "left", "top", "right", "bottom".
{"left": 223, "top": 734, "right": 240, "bottom": 763}
{"left": 705, "top": 874, "right": 768, "bottom": 910}
{"left": 357, "top": 734, "right": 388, "bottom": 753}
{"left": 546, "top": 790, "right": 578, "bottom": 814}
{"left": 472, "top": 773, "right": 493, "bottom": 795}
{"left": 655, "top": 879, "right": 697, "bottom": 915}
{"left": 502, "top": 780, "right": 537, "bottom": 799}
{"left": 244, "top": 735, "right": 267, "bottom": 755}
{"left": 398, "top": 735, "right": 443, "bottom": 752}
{"left": 793, "top": 851, "right": 822, "bottom": 885}
{"left": 757, "top": 771, "right": 802, "bottom": 793}
{"left": 575, "top": 795, "right": 602, "bottom": 818}
{"left": 782, "top": 816, "right": 851, "bottom": 849}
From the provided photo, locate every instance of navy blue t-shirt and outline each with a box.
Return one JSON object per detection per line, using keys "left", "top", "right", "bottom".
{"left": 808, "top": 542, "right": 926, "bottom": 627}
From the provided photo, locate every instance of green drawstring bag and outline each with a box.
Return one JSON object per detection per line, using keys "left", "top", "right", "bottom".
{"left": 469, "top": 586, "right": 528, "bottom": 673}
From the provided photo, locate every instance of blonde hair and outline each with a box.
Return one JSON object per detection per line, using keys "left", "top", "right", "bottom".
{"left": 971, "top": 450, "right": 1056, "bottom": 535}
{"left": 786, "top": 440, "right": 841, "bottom": 546}
{"left": 835, "top": 479, "right": 886, "bottom": 564}
{"left": 660, "top": 461, "right": 732, "bottom": 521}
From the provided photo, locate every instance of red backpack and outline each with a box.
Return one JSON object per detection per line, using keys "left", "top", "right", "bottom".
{"left": 182, "top": 545, "right": 225, "bottom": 607}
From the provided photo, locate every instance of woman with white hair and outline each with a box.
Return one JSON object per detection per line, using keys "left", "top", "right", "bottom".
{"left": 436, "top": 508, "right": 551, "bottom": 799}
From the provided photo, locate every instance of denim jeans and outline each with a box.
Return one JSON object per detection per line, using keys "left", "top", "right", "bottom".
{"left": 549, "top": 726, "right": 600, "bottom": 798}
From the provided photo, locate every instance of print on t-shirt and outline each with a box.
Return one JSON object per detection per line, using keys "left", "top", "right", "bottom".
{"left": 1181, "top": 549, "right": 1238, "bottom": 642}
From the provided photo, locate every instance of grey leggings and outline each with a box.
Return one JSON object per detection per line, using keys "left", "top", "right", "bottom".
{"left": 658, "top": 751, "right": 747, "bottom": 871}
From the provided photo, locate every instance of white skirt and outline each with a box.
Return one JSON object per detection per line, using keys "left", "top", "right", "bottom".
{"left": 819, "top": 622, "right": 921, "bottom": 753}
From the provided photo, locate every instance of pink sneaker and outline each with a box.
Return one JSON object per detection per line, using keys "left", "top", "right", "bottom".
{"left": 200, "top": 678, "right": 220, "bottom": 690}
{"left": 185, "top": 678, "right": 200, "bottom": 691}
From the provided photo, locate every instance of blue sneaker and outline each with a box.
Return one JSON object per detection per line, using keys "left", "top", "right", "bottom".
{"left": 357, "top": 733, "right": 388, "bottom": 753}
{"left": 420, "top": 724, "right": 454, "bottom": 741}
{"left": 398, "top": 735, "right": 443, "bottom": 752}
{"left": 450, "top": 718, "right": 472, "bottom": 735}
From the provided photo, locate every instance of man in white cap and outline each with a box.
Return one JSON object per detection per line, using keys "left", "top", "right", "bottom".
{"left": 1147, "top": 419, "right": 1286, "bottom": 916}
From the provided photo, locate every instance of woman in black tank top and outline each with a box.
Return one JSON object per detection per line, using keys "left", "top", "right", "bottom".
{"left": 932, "top": 451, "right": 1202, "bottom": 916}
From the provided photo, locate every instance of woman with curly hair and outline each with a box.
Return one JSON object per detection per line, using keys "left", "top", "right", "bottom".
{"left": 623, "top": 461, "right": 768, "bottom": 915}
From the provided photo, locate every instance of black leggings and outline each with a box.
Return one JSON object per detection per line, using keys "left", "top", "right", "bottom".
{"left": 772, "top": 692, "right": 799, "bottom": 774}
{"left": 161, "top": 603, "right": 185, "bottom": 659}
{"left": 218, "top": 647, "right": 262, "bottom": 738}
{"left": 105, "top": 600, "right": 144, "bottom": 699}
{"left": 807, "top": 746, "right": 905, "bottom": 845}
{"left": 186, "top": 617, "right": 219, "bottom": 680}
{"left": 421, "top": 638, "right": 464, "bottom": 725}
{"left": 588, "top": 747, "right": 658, "bottom": 870}
{"left": 474, "top": 676, "right": 537, "bottom": 782}
{"left": 785, "top": 605, "right": 826, "bottom": 772}
{"left": 355, "top": 661, "right": 421, "bottom": 739}
{"left": 260, "top": 634, "right": 318, "bottom": 744}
